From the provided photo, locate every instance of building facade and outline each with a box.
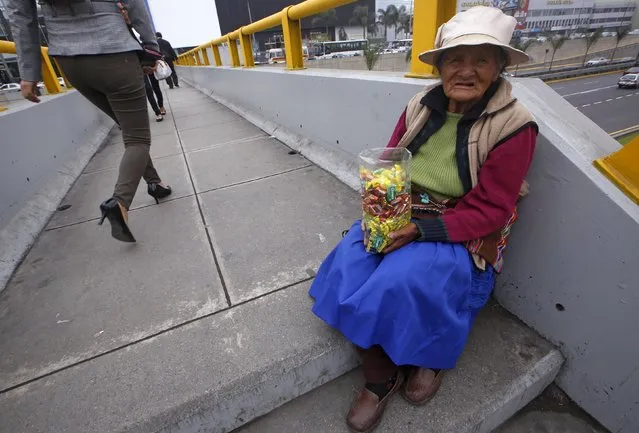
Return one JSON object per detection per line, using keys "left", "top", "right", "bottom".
{"left": 458, "top": 0, "right": 638, "bottom": 34}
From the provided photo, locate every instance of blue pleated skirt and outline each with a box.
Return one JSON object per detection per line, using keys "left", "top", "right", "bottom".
{"left": 309, "top": 220, "right": 496, "bottom": 369}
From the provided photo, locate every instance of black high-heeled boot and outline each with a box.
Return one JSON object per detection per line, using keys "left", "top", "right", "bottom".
{"left": 98, "top": 198, "right": 136, "bottom": 242}
{"left": 147, "top": 182, "right": 172, "bottom": 204}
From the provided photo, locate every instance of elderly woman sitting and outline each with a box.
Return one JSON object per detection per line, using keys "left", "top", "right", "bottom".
{"left": 309, "top": 6, "right": 537, "bottom": 433}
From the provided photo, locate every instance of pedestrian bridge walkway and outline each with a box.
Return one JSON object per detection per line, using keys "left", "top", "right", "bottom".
{"left": 0, "top": 84, "right": 566, "bottom": 433}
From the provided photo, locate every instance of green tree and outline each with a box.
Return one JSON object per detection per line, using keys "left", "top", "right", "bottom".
{"left": 349, "top": 5, "right": 370, "bottom": 39}
{"left": 583, "top": 27, "right": 603, "bottom": 66}
{"left": 548, "top": 35, "right": 566, "bottom": 71}
{"left": 363, "top": 42, "right": 381, "bottom": 70}
{"left": 396, "top": 6, "right": 412, "bottom": 38}
{"left": 510, "top": 38, "right": 536, "bottom": 76}
{"left": 312, "top": 9, "right": 338, "bottom": 40}
{"left": 611, "top": 26, "right": 631, "bottom": 62}
{"left": 338, "top": 27, "right": 348, "bottom": 41}
{"left": 377, "top": 4, "right": 399, "bottom": 39}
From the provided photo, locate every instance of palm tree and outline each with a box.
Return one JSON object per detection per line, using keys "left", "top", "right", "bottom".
{"left": 611, "top": 26, "right": 630, "bottom": 62}
{"left": 396, "top": 6, "right": 411, "bottom": 38}
{"left": 349, "top": 5, "right": 369, "bottom": 40}
{"left": 511, "top": 39, "right": 536, "bottom": 76}
{"left": 583, "top": 27, "right": 603, "bottom": 66}
{"left": 377, "top": 5, "right": 399, "bottom": 40}
{"left": 548, "top": 35, "right": 566, "bottom": 71}
{"left": 311, "top": 9, "right": 338, "bottom": 40}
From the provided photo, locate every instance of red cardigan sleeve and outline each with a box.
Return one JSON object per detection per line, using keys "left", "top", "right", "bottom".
{"left": 386, "top": 110, "right": 407, "bottom": 148}
{"left": 413, "top": 126, "right": 537, "bottom": 242}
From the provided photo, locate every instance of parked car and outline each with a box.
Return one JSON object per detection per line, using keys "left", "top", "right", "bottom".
{"left": 0, "top": 83, "right": 20, "bottom": 93}
{"left": 618, "top": 73, "right": 639, "bottom": 89}
{"left": 584, "top": 57, "right": 610, "bottom": 67}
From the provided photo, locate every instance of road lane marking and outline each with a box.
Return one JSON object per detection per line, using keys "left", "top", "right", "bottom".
{"left": 594, "top": 101, "right": 602, "bottom": 104}
{"left": 606, "top": 99, "right": 613, "bottom": 102}
{"left": 609, "top": 124, "right": 639, "bottom": 137}
{"left": 616, "top": 96, "right": 624, "bottom": 99}
{"left": 582, "top": 103, "right": 591, "bottom": 107}
{"left": 546, "top": 70, "right": 626, "bottom": 84}
{"left": 561, "top": 85, "right": 618, "bottom": 97}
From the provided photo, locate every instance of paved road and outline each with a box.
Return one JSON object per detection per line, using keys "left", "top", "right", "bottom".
{"left": 549, "top": 72, "right": 639, "bottom": 134}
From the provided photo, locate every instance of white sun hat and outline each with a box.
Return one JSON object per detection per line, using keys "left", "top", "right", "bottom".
{"left": 418, "top": 6, "right": 529, "bottom": 67}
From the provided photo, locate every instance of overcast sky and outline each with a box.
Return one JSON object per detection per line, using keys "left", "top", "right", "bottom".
{"left": 147, "top": 0, "right": 222, "bottom": 48}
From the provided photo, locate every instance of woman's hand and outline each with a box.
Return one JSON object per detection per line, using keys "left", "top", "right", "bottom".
{"left": 20, "top": 81, "right": 40, "bottom": 103}
{"left": 382, "top": 223, "right": 420, "bottom": 254}
{"left": 142, "top": 65, "right": 156, "bottom": 75}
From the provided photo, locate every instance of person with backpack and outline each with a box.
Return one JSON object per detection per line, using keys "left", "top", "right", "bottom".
{"left": 155, "top": 32, "right": 179, "bottom": 89}
{"left": 6, "top": 0, "right": 172, "bottom": 243}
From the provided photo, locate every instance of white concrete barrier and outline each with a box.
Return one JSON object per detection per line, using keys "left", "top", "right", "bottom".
{"left": 178, "top": 64, "right": 639, "bottom": 433}
{"left": 0, "top": 91, "right": 113, "bottom": 292}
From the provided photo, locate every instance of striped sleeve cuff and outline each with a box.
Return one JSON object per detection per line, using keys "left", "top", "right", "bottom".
{"left": 413, "top": 218, "right": 450, "bottom": 242}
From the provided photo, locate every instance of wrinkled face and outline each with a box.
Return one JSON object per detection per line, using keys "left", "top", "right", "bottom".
{"left": 439, "top": 45, "right": 503, "bottom": 105}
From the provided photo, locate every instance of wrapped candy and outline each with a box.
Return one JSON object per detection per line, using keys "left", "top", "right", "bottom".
{"left": 358, "top": 148, "right": 412, "bottom": 254}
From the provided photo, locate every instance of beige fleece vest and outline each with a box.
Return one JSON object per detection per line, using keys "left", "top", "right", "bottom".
{"left": 396, "top": 79, "right": 535, "bottom": 196}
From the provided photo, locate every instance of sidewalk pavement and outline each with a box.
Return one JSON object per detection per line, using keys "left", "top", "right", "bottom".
{"left": 0, "top": 85, "right": 360, "bottom": 432}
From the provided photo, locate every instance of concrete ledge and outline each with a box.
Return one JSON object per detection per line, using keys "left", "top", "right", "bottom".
{"left": 236, "top": 303, "right": 564, "bottom": 433}
{"left": 0, "top": 91, "right": 114, "bottom": 293}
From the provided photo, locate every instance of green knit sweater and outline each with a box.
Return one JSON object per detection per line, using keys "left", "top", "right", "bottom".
{"left": 409, "top": 112, "right": 465, "bottom": 199}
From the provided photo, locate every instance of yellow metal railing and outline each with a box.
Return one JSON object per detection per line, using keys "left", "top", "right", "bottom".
{"left": 176, "top": 0, "right": 455, "bottom": 78}
{"left": 0, "top": 40, "right": 68, "bottom": 111}
{"left": 594, "top": 137, "right": 639, "bottom": 205}
{"left": 0, "top": 40, "right": 66, "bottom": 93}
{"left": 178, "top": 0, "right": 359, "bottom": 70}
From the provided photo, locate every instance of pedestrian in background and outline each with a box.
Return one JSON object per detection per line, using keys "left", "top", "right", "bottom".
{"left": 7, "top": 0, "right": 172, "bottom": 243}
{"left": 144, "top": 73, "right": 166, "bottom": 122}
{"left": 156, "top": 32, "right": 179, "bottom": 89}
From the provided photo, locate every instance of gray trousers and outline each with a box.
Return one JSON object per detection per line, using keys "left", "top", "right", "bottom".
{"left": 57, "top": 52, "right": 161, "bottom": 209}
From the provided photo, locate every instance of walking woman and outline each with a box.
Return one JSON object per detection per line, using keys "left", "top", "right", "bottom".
{"left": 7, "top": 0, "right": 172, "bottom": 242}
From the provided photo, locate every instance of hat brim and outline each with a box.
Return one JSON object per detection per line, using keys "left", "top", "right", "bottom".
{"left": 418, "top": 34, "right": 529, "bottom": 67}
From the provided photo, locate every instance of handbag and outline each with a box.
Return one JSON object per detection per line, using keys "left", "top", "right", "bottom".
{"left": 116, "top": 1, "right": 164, "bottom": 67}
{"left": 154, "top": 60, "right": 172, "bottom": 80}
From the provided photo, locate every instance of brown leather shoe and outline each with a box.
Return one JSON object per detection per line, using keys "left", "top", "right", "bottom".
{"left": 402, "top": 368, "right": 444, "bottom": 405}
{"left": 346, "top": 371, "right": 404, "bottom": 433}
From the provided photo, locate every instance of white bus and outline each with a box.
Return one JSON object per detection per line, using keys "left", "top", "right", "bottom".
{"left": 388, "top": 39, "right": 412, "bottom": 53}
{"left": 314, "top": 39, "right": 368, "bottom": 59}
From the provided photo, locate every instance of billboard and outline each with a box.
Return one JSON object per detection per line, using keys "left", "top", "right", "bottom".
{"left": 458, "top": 0, "right": 530, "bottom": 30}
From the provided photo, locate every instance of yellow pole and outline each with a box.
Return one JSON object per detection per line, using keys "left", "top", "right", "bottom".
{"left": 201, "top": 47, "right": 210, "bottom": 66}
{"left": 194, "top": 50, "right": 202, "bottom": 66}
{"left": 228, "top": 37, "right": 241, "bottom": 67}
{"left": 406, "top": 0, "right": 456, "bottom": 79}
{"left": 40, "top": 48, "right": 63, "bottom": 93}
{"left": 239, "top": 28, "right": 255, "bottom": 68}
{"left": 53, "top": 58, "right": 73, "bottom": 88}
{"left": 211, "top": 44, "right": 223, "bottom": 66}
{"left": 281, "top": 6, "right": 304, "bottom": 70}
{"left": 594, "top": 137, "right": 639, "bottom": 204}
